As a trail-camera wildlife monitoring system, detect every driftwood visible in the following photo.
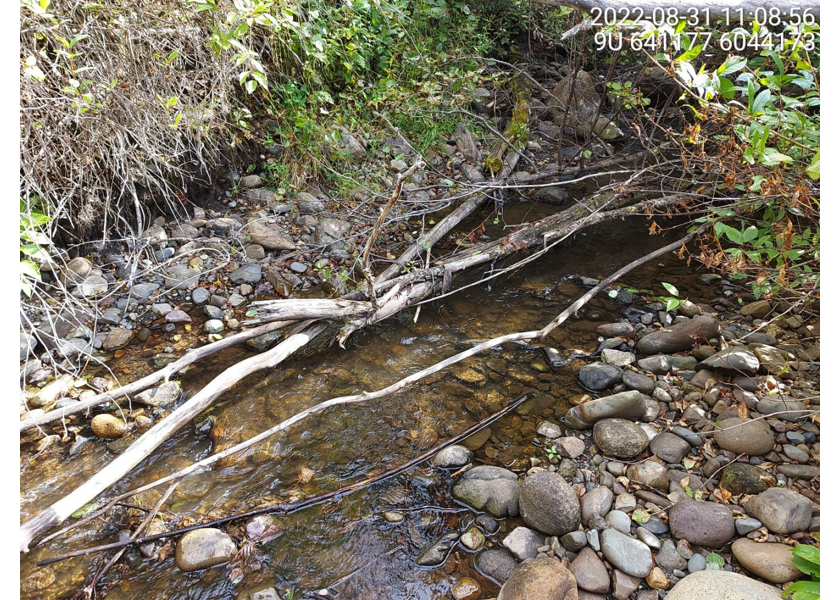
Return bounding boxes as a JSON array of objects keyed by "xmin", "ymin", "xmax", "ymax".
[
  {"xmin": 20, "ymin": 319, "xmax": 292, "ymax": 432},
  {"xmin": 20, "ymin": 323, "xmax": 327, "ymax": 552},
  {"xmin": 37, "ymin": 392, "xmax": 534, "ymax": 566}
]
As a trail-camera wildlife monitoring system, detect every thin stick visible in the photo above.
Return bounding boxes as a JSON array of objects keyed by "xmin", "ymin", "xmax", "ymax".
[{"xmin": 37, "ymin": 393, "xmax": 532, "ymax": 565}]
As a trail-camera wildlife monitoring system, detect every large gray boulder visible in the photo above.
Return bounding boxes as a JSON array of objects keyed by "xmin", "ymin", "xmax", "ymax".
[{"xmin": 714, "ymin": 417, "xmax": 775, "ymax": 455}]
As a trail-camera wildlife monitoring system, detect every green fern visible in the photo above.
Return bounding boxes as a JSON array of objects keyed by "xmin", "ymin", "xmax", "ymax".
[{"xmin": 783, "ymin": 544, "xmax": 819, "ymax": 600}]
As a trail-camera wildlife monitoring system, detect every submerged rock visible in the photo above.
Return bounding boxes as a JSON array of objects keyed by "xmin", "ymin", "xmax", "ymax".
[
  {"xmin": 175, "ymin": 528, "xmax": 236, "ymax": 571},
  {"xmin": 451, "ymin": 466, "xmax": 520, "ymax": 518}
]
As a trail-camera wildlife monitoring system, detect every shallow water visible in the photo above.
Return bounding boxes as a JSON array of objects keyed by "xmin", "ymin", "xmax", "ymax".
[{"xmin": 20, "ymin": 202, "xmax": 720, "ymax": 599}]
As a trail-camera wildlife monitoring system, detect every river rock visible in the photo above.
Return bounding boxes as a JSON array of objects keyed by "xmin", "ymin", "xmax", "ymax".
[
  {"xmin": 503, "ymin": 526, "xmax": 544, "ymax": 561},
  {"xmin": 557, "ymin": 436, "xmax": 585, "ymax": 458},
  {"xmin": 75, "ymin": 274, "xmax": 108, "ymax": 297},
  {"xmin": 538, "ymin": 421, "xmax": 563, "ymax": 439},
  {"xmin": 777, "ymin": 464, "xmax": 820, "ymax": 480},
  {"xmin": 205, "ymin": 319, "xmax": 224, "ymax": 334},
  {"xmin": 593, "ymin": 419, "xmax": 648, "ymax": 459},
  {"xmin": 668, "ymin": 501, "xmax": 735, "ymax": 548},
  {"xmin": 564, "ymin": 390, "xmax": 648, "ymax": 430},
  {"xmin": 30, "ymin": 374, "xmax": 74, "ymax": 408},
  {"xmin": 230, "ymin": 263, "xmax": 262, "ymax": 284},
  {"xmin": 720, "ymin": 463, "xmax": 776, "ymax": 495},
  {"xmin": 649, "ymin": 432, "xmax": 690, "ymax": 464},
  {"xmin": 91, "ymin": 414, "xmax": 128, "ymax": 438},
  {"xmin": 65, "ymin": 256, "xmax": 93, "ymax": 283},
  {"xmin": 451, "ymin": 577, "xmax": 482, "ymax": 600},
  {"xmin": 175, "ymin": 528, "xmax": 237, "ymax": 571},
  {"xmin": 296, "ymin": 192, "xmax": 325, "ymax": 214},
  {"xmin": 637, "ymin": 355, "xmax": 671, "ymax": 375},
  {"xmin": 432, "ymin": 444, "xmax": 472, "ymax": 468},
  {"xmin": 740, "ymin": 300, "xmax": 773, "ymax": 318},
  {"xmin": 476, "ymin": 548, "xmax": 517, "ymax": 584},
  {"xmin": 602, "ymin": 349, "xmax": 635, "ymax": 367},
  {"xmin": 192, "ymin": 287, "xmax": 210, "ymax": 304},
  {"xmin": 622, "ymin": 370, "xmax": 655, "ymax": 395},
  {"xmin": 745, "ymin": 488, "xmax": 812, "ymax": 534},
  {"xmin": 667, "ymin": 570, "xmax": 782, "ymax": 599},
  {"xmin": 247, "ymin": 221, "xmax": 295, "ymax": 251},
  {"xmin": 597, "ymin": 322, "xmax": 635, "ymax": 337},
  {"xmin": 626, "ymin": 461, "xmax": 669, "ymax": 490},
  {"xmin": 570, "ymin": 547, "xmax": 610, "ymax": 593},
  {"xmin": 750, "ymin": 344, "xmax": 795, "ymax": 376},
  {"xmin": 714, "ymin": 417, "xmax": 775, "ymax": 455},
  {"xmin": 577, "ymin": 363, "xmax": 623, "ymax": 391},
  {"xmin": 636, "ymin": 316, "xmax": 720, "ymax": 355},
  {"xmin": 451, "ymin": 466, "xmax": 520, "ymax": 517},
  {"xmin": 102, "ymin": 327, "xmax": 133, "ymax": 351},
  {"xmin": 561, "ymin": 531, "xmax": 587, "ymax": 551},
  {"xmin": 130, "ymin": 282, "xmax": 160, "ymax": 299},
  {"xmin": 601, "ymin": 529, "xmax": 653, "ymax": 578},
  {"xmin": 732, "ymin": 539, "xmax": 802, "ymax": 584},
  {"xmin": 612, "ymin": 570, "xmax": 641, "ymax": 600},
  {"xmin": 460, "ymin": 527, "xmax": 485, "ymax": 551},
  {"xmin": 164, "ymin": 265, "xmax": 199, "ymax": 289},
  {"xmin": 655, "ymin": 539, "xmax": 688, "ymax": 573},
  {"xmin": 756, "ymin": 397, "xmax": 808, "ymax": 422},
  {"xmin": 519, "ymin": 471, "xmax": 580, "ymax": 536},
  {"xmin": 134, "ymin": 381, "xmax": 180, "ymax": 407},
  {"xmin": 416, "ymin": 531, "xmax": 460, "ymax": 566},
  {"xmin": 698, "ymin": 346, "xmax": 760, "ymax": 374},
  {"xmin": 497, "ymin": 556, "xmax": 578, "ymax": 600},
  {"xmin": 165, "ymin": 310, "xmax": 192, "ymax": 324},
  {"xmin": 580, "ymin": 486, "xmax": 613, "ymax": 526}
]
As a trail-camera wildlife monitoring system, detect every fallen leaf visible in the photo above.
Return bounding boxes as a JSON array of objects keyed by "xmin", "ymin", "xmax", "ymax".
[
  {"xmin": 299, "ymin": 466, "xmax": 315, "ymax": 484},
  {"xmin": 114, "ymin": 349, "xmax": 126, "ymax": 358},
  {"xmin": 737, "ymin": 403, "xmax": 748, "ymax": 420}
]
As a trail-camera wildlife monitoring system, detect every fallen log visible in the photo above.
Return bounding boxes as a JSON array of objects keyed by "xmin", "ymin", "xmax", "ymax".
[{"xmin": 20, "ymin": 322, "xmax": 327, "ymax": 553}]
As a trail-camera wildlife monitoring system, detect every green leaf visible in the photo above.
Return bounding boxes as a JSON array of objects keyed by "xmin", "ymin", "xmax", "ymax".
[
  {"xmin": 792, "ymin": 545, "xmax": 820, "ymax": 566},
  {"xmin": 661, "ymin": 282, "xmax": 678, "ymax": 296},
  {"xmin": 71, "ymin": 502, "xmax": 101, "ymax": 519},
  {"xmin": 806, "ymin": 150, "xmax": 820, "ymax": 180},
  {"xmin": 675, "ymin": 45, "xmax": 702, "ymax": 63},
  {"xmin": 782, "ymin": 581, "xmax": 820, "ymax": 599},
  {"xmin": 724, "ymin": 226, "xmax": 743, "ymax": 245},
  {"xmin": 666, "ymin": 298, "xmax": 680, "ymax": 312},
  {"xmin": 632, "ymin": 509, "xmax": 650, "ymax": 523},
  {"xmin": 706, "ymin": 552, "xmax": 725, "ymax": 568},
  {"xmin": 166, "ymin": 96, "xmax": 178, "ymax": 108},
  {"xmin": 742, "ymin": 226, "xmax": 758, "ymax": 244},
  {"xmin": 245, "ymin": 309, "xmax": 257, "ymax": 318}
]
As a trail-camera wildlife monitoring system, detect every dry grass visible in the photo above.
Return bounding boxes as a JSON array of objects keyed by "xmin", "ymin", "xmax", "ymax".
[{"xmin": 20, "ymin": 0, "xmax": 245, "ymax": 242}]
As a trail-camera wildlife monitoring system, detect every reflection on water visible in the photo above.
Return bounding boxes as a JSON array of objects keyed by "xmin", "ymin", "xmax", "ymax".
[{"xmin": 21, "ymin": 208, "xmax": 717, "ymax": 599}]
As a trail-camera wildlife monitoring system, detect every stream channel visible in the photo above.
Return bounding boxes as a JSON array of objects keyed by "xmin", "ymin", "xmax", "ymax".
[{"xmin": 21, "ymin": 203, "xmax": 721, "ymax": 599}]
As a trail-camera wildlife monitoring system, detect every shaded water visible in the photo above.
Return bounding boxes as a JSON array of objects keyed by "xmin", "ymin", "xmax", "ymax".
[{"xmin": 21, "ymin": 205, "xmax": 720, "ymax": 599}]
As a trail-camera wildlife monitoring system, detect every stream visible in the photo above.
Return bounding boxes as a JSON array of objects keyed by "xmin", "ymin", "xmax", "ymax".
[{"xmin": 20, "ymin": 206, "xmax": 722, "ymax": 599}]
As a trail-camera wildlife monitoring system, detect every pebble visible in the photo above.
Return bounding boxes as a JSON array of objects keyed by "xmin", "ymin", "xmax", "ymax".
[
  {"xmin": 290, "ymin": 261, "xmax": 308, "ymax": 273},
  {"xmin": 636, "ymin": 526, "xmax": 661, "ymax": 550},
  {"xmin": 671, "ymin": 426, "xmax": 702, "ymax": 447},
  {"xmin": 592, "ymin": 418, "xmax": 649, "ymax": 459},
  {"xmin": 714, "ymin": 417, "xmax": 775, "ymax": 455},
  {"xmin": 561, "ymin": 530, "xmax": 587, "ymax": 551},
  {"xmin": 475, "ymin": 547, "xmax": 517, "ymax": 584},
  {"xmin": 605, "ymin": 510, "xmax": 631, "ymax": 534},
  {"xmin": 451, "ymin": 577, "xmax": 481, "ymax": 600},
  {"xmin": 497, "ymin": 555, "xmax": 577, "ymax": 600},
  {"xmin": 91, "ymin": 414, "xmax": 128, "ymax": 438},
  {"xmin": 175, "ymin": 528, "xmax": 237, "ymax": 571},
  {"xmin": 782, "ymin": 444, "xmax": 809, "ymax": 462},
  {"xmin": 687, "ymin": 553, "xmax": 706, "ymax": 573},
  {"xmin": 416, "ymin": 531, "xmax": 459, "ymax": 566},
  {"xmin": 205, "ymin": 319, "xmax": 224, "ymax": 334},
  {"xmin": 656, "ymin": 539, "xmax": 688, "ymax": 573},
  {"xmin": 570, "ymin": 547, "xmax": 610, "ymax": 593},
  {"xmin": 587, "ymin": 529, "xmax": 600, "ymax": 551},
  {"xmin": 519, "ymin": 471, "xmax": 581, "ymax": 536},
  {"xmin": 537, "ymin": 421, "xmax": 562, "ymax": 439},
  {"xmin": 460, "ymin": 527, "xmax": 484, "ymax": 551},
  {"xmin": 601, "ymin": 529, "xmax": 653, "ymax": 578},
  {"xmin": 432, "ymin": 445, "xmax": 472, "ymax": 468},
  {"xmin": 735, "ymin": 517, "xmax": 763, "ymax": 535},
  {"xmin": 502, "ymin": 526, "xmax": 543, "ymax": 561}
]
